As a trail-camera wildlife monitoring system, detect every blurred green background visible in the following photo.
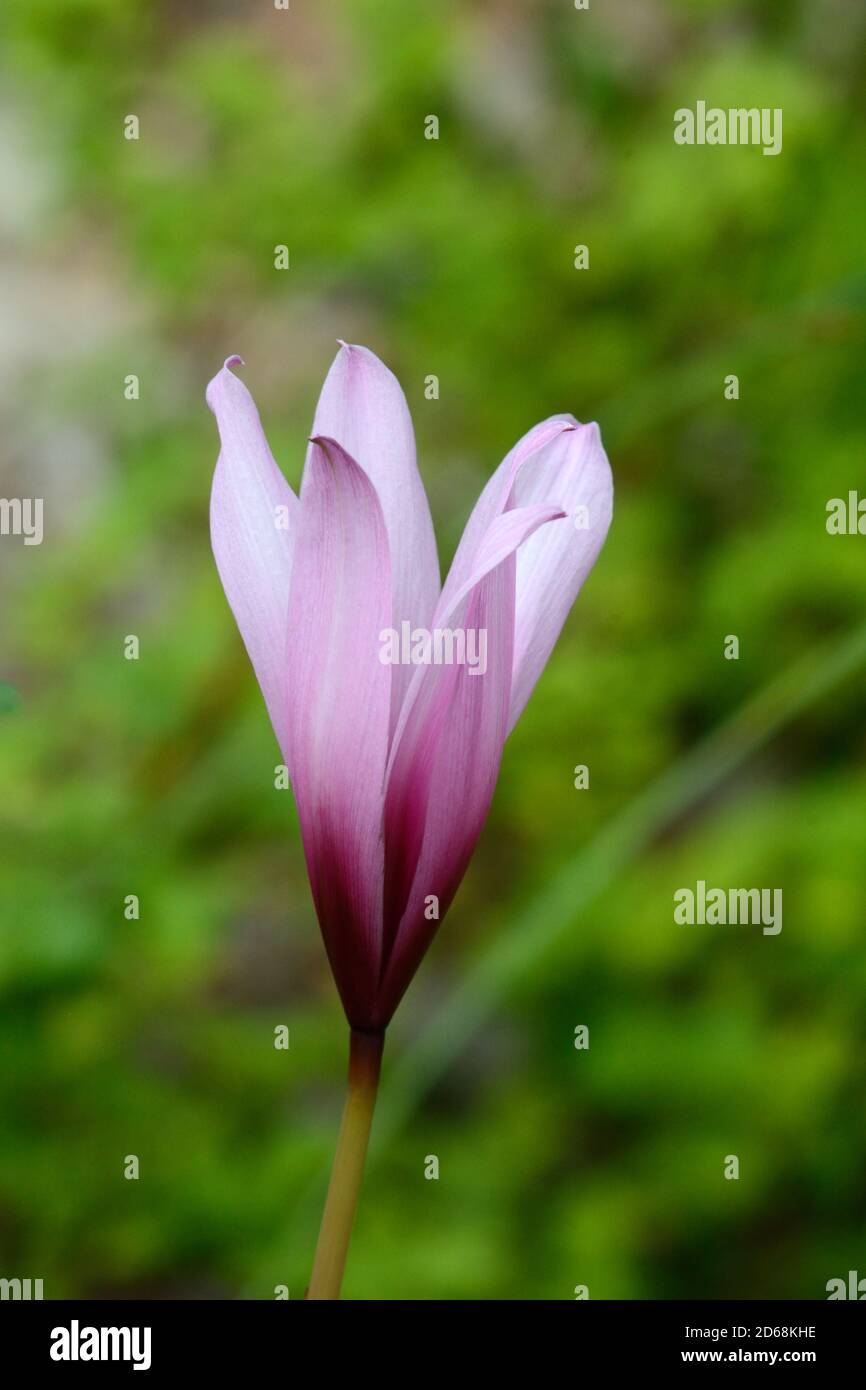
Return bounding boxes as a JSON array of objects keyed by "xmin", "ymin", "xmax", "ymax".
[{"xmin": 1, "ymin": 0, "xmax": 865, "ymax": 1300}]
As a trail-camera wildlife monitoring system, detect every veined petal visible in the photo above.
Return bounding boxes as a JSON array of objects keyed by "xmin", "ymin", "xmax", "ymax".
[
  {"xmin": 286, "ymin": 435, "xmax": 391, "ymax": 1028},
  {"xmin": 507, "ymin": 421, "xmax": 613, "ymax": 732},
  {"xmin": 307, "ymin": 342, "xmax": 440, "ymax": 733},
  {"xmin": 435, "ymin": 411, "xmax": 612, "ymax": 736},
  {"xmin": 207, "ymin": 357, "xmax": 298, "ymax": 759},
  {"xmin": 437, "ymin": 415, "xmax": 576, "ymax": 615},
  {"xmin": 375, "ymin": 503, "xmax": 565, "ymax": 1025}
]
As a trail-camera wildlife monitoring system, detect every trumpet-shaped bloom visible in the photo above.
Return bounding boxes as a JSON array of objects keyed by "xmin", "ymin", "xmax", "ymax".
[{"xmin": 207, "ymin": 344, "xmax": 612, "ymax": 1031}]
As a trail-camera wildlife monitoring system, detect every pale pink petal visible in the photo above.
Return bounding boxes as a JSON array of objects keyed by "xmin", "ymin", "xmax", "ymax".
[
  {"xmin": 375, "ymin": 503, "xmax": 566, "ymax": 1025},
  {"xmin": 436, "ymin": 412, "xmax": 613, "ymax": 735},
  {"xmin": 286, "ymin": 435, "xmax": 391, "ymax": 1028},
  {"xmin": 507, "ymin": 421, "xmax": 613, "ymax": 731},
  {"xmin": 437, "ymin": 415, "xmax": 576, "ymax": 614},
  {"xmin": 207, "ymin": 357, "xmax": 298, "ymax": 759},
  {"xmin": 307, "ymin": 342, "xmax": 440, "ymax": 732}
]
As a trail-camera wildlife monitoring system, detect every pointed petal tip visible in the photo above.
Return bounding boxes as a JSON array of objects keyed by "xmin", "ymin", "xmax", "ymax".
[
  {"xmin": 307, "ymin": 433, "xmax": 350, "ymax": 463},
  {"xmin": 336, "ymin": 339, "xmax": 369, "ymax": 362},
  {"xmin": 552, "ymin": 415, "xmax": 604, "ymax": 438},
  {"xmin": 206, "ymin": 354, "xmax": 246, "ymax": 412},
  {"xmin": 333, "ymin": 339, "xmax": 380, "ymax": 367},
  {"xmin": 555, "ymin": 416, "xmax": 606, "ymax": 449}
]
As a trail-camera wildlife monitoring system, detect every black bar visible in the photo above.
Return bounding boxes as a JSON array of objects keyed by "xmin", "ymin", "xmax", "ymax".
[{"xmin": 1, "ymin": 1298, "xmax": 862, "ymax": 1374}]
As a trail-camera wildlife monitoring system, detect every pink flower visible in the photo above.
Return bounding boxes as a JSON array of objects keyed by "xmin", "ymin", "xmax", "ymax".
[{"xmin": 207, "ymin": 343, "xmax": 612, "ymax": 1033}]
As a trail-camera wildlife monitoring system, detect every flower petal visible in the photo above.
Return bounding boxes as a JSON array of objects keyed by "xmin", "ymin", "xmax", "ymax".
[
  {"xmin": 308, "ymin": 342, "xmax": 440, "ymax": 732},
  {"xmin": 507, "ymin": 421, "xmax": 613, "ymax": 732},
  {"xmin": 437, "ymin": 415, "xmax": 576, "ymax": 615},
  {"xmin": 435, "ymin": 412, "xmax": 612, "ymax": 736},
  {"xmin": 207, "ymin": 357, "xmax": 299, "ymax": 759},
  {"xmin": 375, "ymin": 502, "xmax": 566, "ymax": 1025},
  {"xmin": 286, "ymin": 435, "xmax": 392, "ymax": 1028}
]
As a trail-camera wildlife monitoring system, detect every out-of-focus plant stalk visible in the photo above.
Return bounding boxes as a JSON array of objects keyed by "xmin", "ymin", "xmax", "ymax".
[{"xmin": 307, "ymin": 1029, "xmax": 384, "ymax": 1300}]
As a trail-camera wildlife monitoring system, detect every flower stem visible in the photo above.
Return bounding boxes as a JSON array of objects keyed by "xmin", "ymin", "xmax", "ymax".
[{"xmin": 307, "ymin": 1027, "xmax": 384, "ymax": 1300}]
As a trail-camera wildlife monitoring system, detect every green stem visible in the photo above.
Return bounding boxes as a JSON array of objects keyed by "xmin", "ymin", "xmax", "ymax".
[{"xmin": 307, "ymin": 1028, "xmax": 384, "ymax": 1300}]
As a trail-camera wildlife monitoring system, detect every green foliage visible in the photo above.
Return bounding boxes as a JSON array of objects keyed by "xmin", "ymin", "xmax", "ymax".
[{"xmin": 1, "ymin": 0, "xmax": 864, "ymax": 1299}]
